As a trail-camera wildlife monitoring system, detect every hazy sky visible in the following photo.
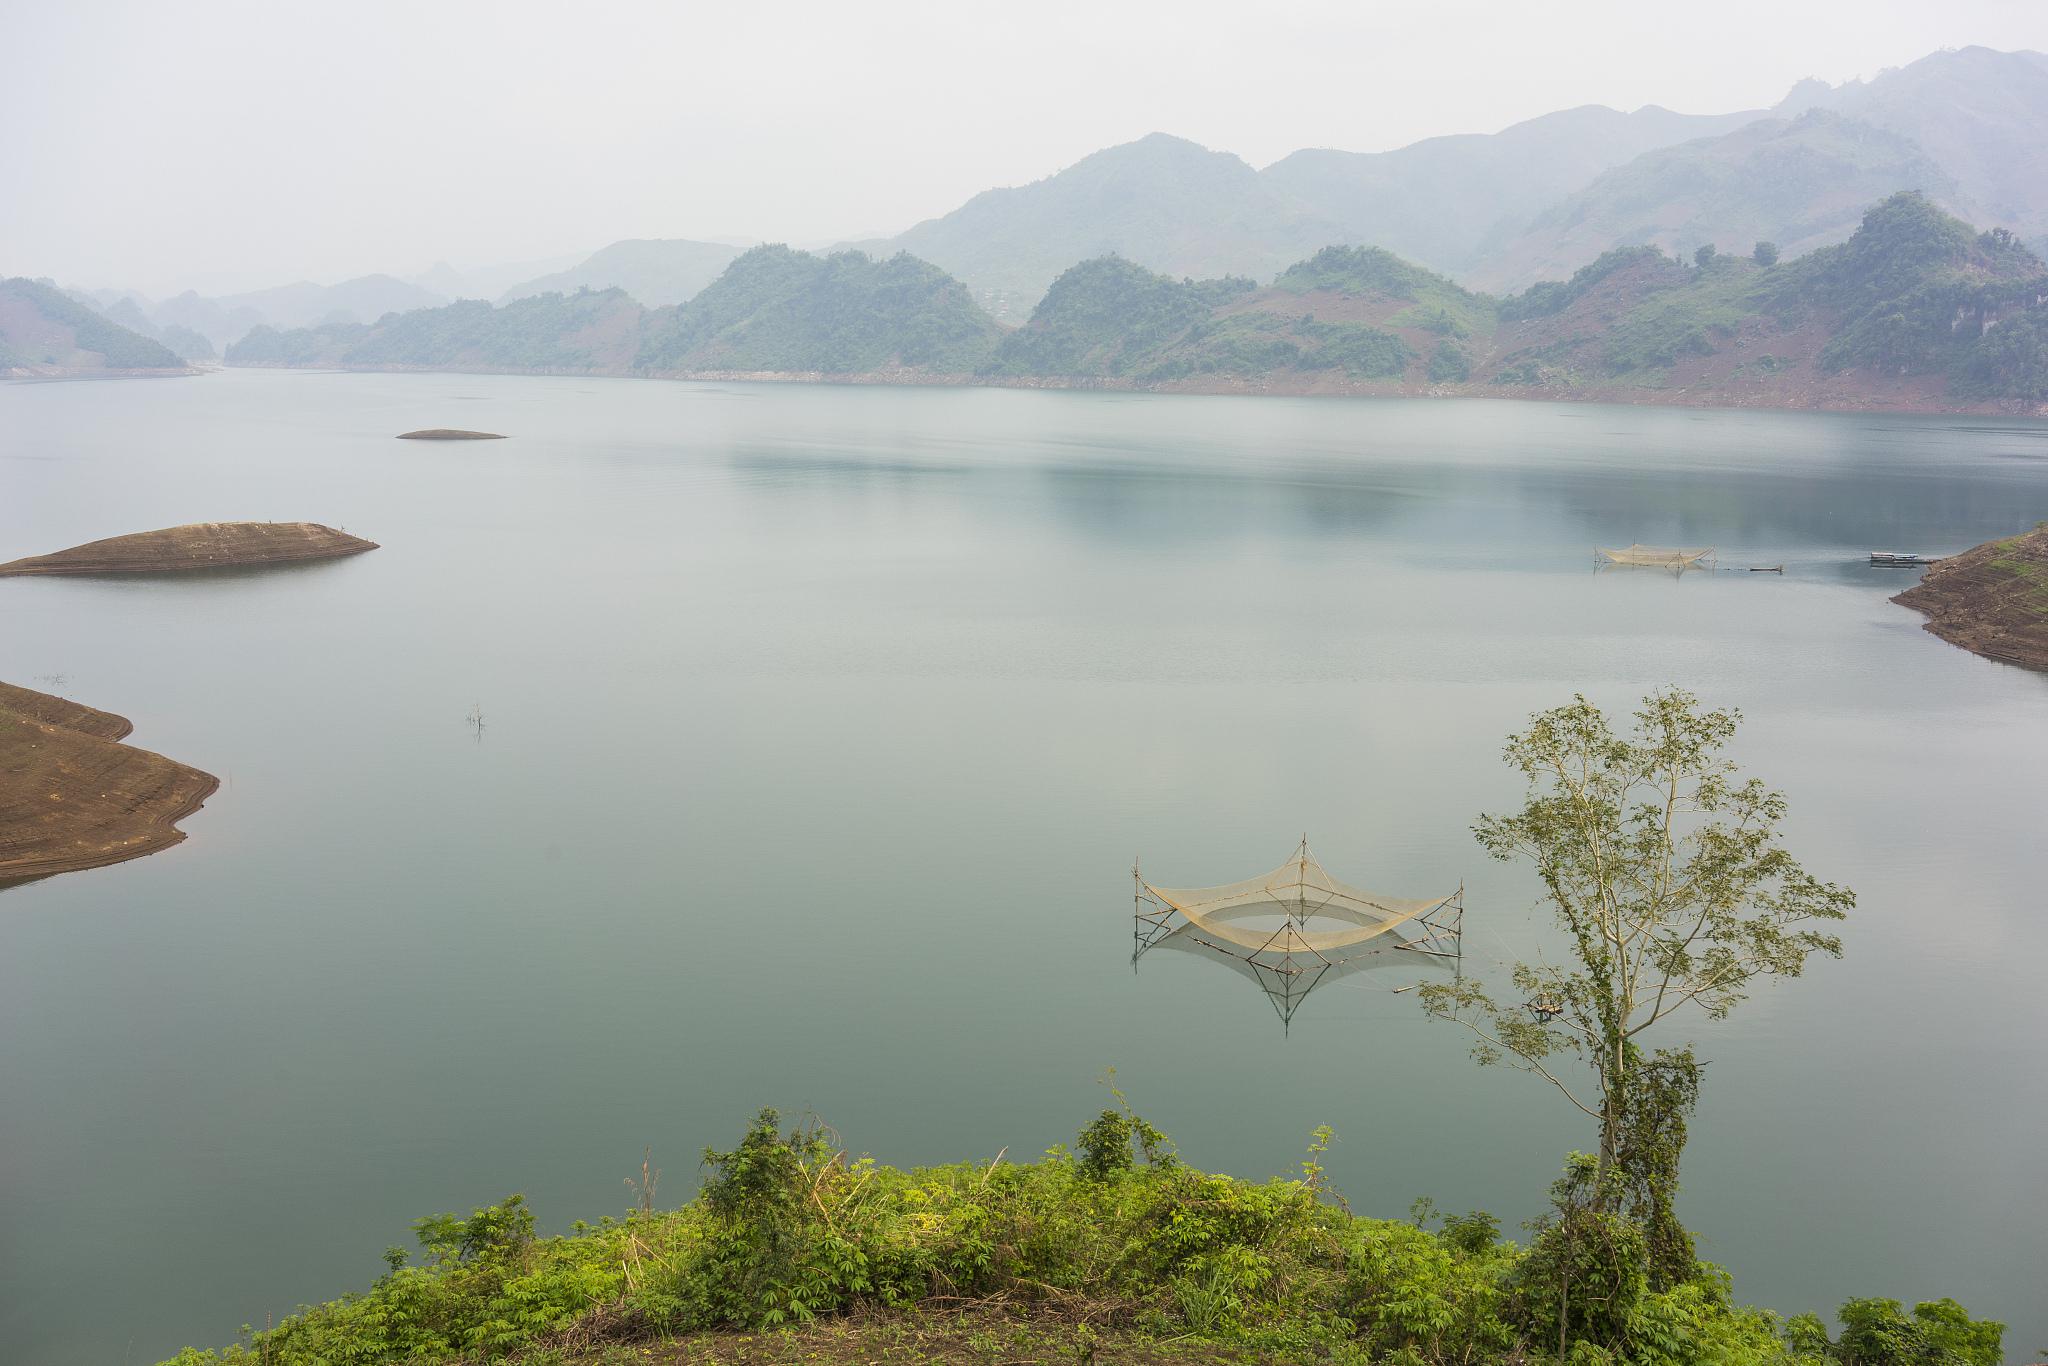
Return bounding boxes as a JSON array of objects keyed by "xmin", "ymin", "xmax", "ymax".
[{"xmin": 6, "ymin": 0, "xmax": 2047, "ymax": 296}]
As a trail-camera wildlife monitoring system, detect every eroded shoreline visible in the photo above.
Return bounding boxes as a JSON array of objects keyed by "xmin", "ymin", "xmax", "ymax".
[{"xmin": 0, "ymin": 681, "xmax": 219, "ymax": 888}]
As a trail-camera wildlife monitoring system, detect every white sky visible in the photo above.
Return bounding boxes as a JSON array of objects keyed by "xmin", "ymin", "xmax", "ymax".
[{"xmin": 5, "ymin": 0, "xmax": 2046, "ymax": 296}]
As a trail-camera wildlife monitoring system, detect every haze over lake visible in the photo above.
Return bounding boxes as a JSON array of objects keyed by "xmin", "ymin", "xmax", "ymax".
[{"xmin": 2, "ymin": 372, "xmax": 2045, "ymax": 1364}]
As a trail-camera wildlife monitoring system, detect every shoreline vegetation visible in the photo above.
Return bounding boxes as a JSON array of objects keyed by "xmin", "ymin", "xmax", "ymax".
[
  {"xmin": 0, "ymin": 681, "xmax": 218, "ymax": 888},
  {"xmin": 1893, "ymin": 523, "xmax": 2048, "ymax": 672},
  {"xmin": 206, "ymin": 194, "xmax": 2048, "ymax": 419},
  {"xmin": 157, "ymin": 1105, "xmax": 2005, "ymax": 1366}
]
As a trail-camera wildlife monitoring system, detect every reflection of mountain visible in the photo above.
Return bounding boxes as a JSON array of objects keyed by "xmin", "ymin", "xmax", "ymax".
[{"xmin": 715, "ymin": 395, "xmax": 2048, "ymax": 569}]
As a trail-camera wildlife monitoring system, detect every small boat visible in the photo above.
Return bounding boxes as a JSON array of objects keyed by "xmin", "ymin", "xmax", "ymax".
[
  {"xmin": 1870, "ymin": 551, "xmax": 1928, "ymax": 567},
  {"xmin": 1749, "ymin": 565, "xmax": 1783, "ymax": 573}
]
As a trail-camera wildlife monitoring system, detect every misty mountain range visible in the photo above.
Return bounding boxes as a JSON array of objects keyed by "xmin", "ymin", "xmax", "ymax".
[
  {"xmin": 207, "ymin": 190, "xmax": 2048, "ymax": 416},
  {"xmin": 36, "ymin": 45, "xmax": 2048, "ymax": 350}
]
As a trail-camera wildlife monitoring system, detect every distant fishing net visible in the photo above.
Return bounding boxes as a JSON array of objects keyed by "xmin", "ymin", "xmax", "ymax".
[
  {"xmin": 1597, "ymin": 544, "xmax": 1715, "ymax": 569},
  {"xmin": 1133, "ymin": 838, "xmax": 1462, "ymax": 1028}
]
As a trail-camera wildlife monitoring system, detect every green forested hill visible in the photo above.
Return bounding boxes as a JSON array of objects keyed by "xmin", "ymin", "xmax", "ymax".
[
  {"xmin": 635, "ymin": 246, "xmax": 1003, "ymax": 373},
  {"xmin": 219, "ymin": 196, "xmax": 2048, "ymax": 410},
  {"xmin": 229, "ymin": 249, "xmax": 1004, "ymax": 377},
  {"xmin": 0, "ymin": 277, "xmax": 186, "ymax": 371},
  {"xmin": 981, "ymin": 256, "xmax": 1256, "ymax": 376},
  {"xmin": 1482, "ymin": 193, "xmax": 2048, "ymax": 401}
]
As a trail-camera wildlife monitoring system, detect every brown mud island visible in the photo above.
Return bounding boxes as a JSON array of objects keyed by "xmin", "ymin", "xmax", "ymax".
[
  {"xmin": 1894, "ymin": 524, "xmax": 2048, "ymax": 673},
  {"xmin": 397, "ymin": 428, "xmax": 505, "ymax": 440},
  {"xmin": 0, "ymin": 521, "xmax": 377, "ymax": 576},
  {"xmin": 0, "ymin": 682, "xmax": 219, "ymax": 888}
]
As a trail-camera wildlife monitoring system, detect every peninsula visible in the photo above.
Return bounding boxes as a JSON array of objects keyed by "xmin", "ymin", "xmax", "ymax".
[{"xmin": 1894, "ymin": 524, "xmax": 2048, "ymax": 672}]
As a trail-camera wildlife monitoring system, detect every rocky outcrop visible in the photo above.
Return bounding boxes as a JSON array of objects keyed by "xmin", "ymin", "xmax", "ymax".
[{"xmin": 0, "ymin": 522, "xmax": 377, "ymax": 576}]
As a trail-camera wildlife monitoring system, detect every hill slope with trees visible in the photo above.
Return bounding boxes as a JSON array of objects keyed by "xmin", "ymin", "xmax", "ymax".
[
  {"xmin": 0, "ymin": 277, "xmax": 189, "ymax": 373},
  {"xmin": 229, "ymin": 248, "xmax": 1007, "ymax": 378},
  {"xmin": 220, "ymin": 197, "xmax": 2048, "ymax": 414},
  {"xmin": 1474, "ymin": 47, "xmax": 2048, "ymax": 291},
  {"xmin": 634, "ymin": 246, "xmax": 1004, "ymax": 373}
]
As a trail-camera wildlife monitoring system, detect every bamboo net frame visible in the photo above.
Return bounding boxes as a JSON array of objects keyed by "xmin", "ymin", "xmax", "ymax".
[{"xmin": 1133, "ymin": 838, "xmax": 1462, "ymax": 1028}]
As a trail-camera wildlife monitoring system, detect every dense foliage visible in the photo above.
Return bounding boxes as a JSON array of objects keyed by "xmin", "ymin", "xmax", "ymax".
[
  {"xmin": 0, "ymin": 277, "xmax": 186, "ymax": 369},
  {"xmin": 983, "ymin": 256, "xmax": 1254, "ymax": 376},
  {"xmin": 1277, "ymin": 246, "xmax": 1496, "ymax": 337},
  {"xmin": 1498, "ymin": 247, "xmax": 1685, "ymax": 321},
  {"xmin": 1774, "ymin": 193, "xmax": 2048, "ymax": 391},
  {"xmin": 636, "ymin": 246, "xmax": 1003, "ymax": 373},
  {"xmin": 988, "ymin": 256, "xmax": 1425, "ymax": 382},
  {"xmin": 210, "ymin": 194, "xmax": 2048, "ymax": 404},
  {"xmin": 157, "ymin": 1107, "xmax": 2001, "ymax": 1366}
]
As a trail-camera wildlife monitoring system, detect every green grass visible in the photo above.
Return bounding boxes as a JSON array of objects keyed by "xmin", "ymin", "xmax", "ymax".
[{"xmin": 156, "ymin": 1108, "xmax": 2002, "ymax": 1366}]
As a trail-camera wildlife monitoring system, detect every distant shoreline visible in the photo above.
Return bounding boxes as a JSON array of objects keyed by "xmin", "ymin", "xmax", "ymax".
[
  {"xmin": 1, "ymin": 365, "xmax": 205, "ymax": 382},
  {"xmin": 210, "ymin": 359, "xmax": 2048, "ymax": 419}
]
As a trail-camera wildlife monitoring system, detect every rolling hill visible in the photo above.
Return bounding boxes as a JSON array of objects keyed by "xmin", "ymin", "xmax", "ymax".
[
  {"xmin": 635, "ymin": 246, "xmax": 1003, "ymax": 373},
  {"xmin": 1263, "ymin": 101, "xmax": 1766, "ymax": 279},
  {"xmin": 0, "ymin": 277, "xmax": 188, "ymax": 373},
  {"xmin": 228, "ymin": 287, "xmax": 648, "ymax": 371},
  {"xmin": 230, "ymin": 247, "xmax": 1007, "ymax": 377},
  {"xmin": 1469, "ymin": 110, "xmax": 1958, "ymax": 291},
  {"xmin": 851, "ymin": 133, "xmax": 1342, "ymax": 320},
  {"xmin": 222, "ymin": 196, "xmax": 2048, "ymax": 414},
  {"xmin": 1473, "ymin": 46, "xmax": 2048, "ymax": 291},
  {"xmin": 497, "ymin": 238, "xmax": 745, "ymax": 308}
]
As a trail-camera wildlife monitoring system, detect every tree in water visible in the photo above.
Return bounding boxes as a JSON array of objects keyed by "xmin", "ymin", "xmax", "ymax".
[{"xmin": 1419, "ymin": 690, "xmax": 1850, "ymax": 1286}]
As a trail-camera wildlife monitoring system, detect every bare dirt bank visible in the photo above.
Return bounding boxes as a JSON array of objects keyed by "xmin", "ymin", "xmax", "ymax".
[
  {"xmin": 0, "ymin": 521, "xmax": 377, "ymax": 576},
  {"xmin": 1893, "ymin": 525, "xmax": 2048, "ymax": 673},
  {"xmin": 0, "ymin": 681, "xmax": 219, "ymax": 888}
]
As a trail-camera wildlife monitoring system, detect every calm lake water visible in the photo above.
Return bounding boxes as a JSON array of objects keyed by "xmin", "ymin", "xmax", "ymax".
[{"xmin": 3, "ymin": 370, "xmax": 2046, "ymax": 1364}]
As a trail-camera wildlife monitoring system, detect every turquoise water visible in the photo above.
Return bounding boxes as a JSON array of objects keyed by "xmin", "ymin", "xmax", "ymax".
[{"xmin": 2, "ymin": 370, "xmax": 2045, "ymax": 1363}]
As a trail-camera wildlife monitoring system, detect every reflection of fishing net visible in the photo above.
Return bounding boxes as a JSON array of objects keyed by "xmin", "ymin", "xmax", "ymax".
[
  {"xmin": 1133, "ymin": 839, "xmax": 1462, "ymax": 1028},
  {"xmin": 1597, "ymin": 544, "xmax": 1714, "ymax": 569}
]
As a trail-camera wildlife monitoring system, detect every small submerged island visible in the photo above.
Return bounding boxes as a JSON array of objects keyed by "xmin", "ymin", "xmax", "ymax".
[
  {"xmin": 397, "ymin": 428, "xmax": 505, "ymax": 440},
  {"xmin": 1894, "ymin": 523, "xmax": 2048, "ymax": 673},
  {"xmin": 0, "ymin": 681, "xmax": 219, "ymax": 887},
  {"xmin": 0, "ymin": 521, "xmax": 377, "ymax": 576}
]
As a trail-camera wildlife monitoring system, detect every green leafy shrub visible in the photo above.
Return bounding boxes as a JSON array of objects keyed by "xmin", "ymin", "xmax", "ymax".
[
  {"xmin": 156, "ymin": 1110, "xmax": 2003, "ymax": 1366},
  {"xmin": 1429, "ymin": 341, "xmax": 1472, "ymax": 383}
]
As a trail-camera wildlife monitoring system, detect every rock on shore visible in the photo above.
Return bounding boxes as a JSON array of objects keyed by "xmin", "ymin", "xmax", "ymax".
[{"xmin": 0, "ymin": 522, "xmax": 377, "ymax": 576}]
